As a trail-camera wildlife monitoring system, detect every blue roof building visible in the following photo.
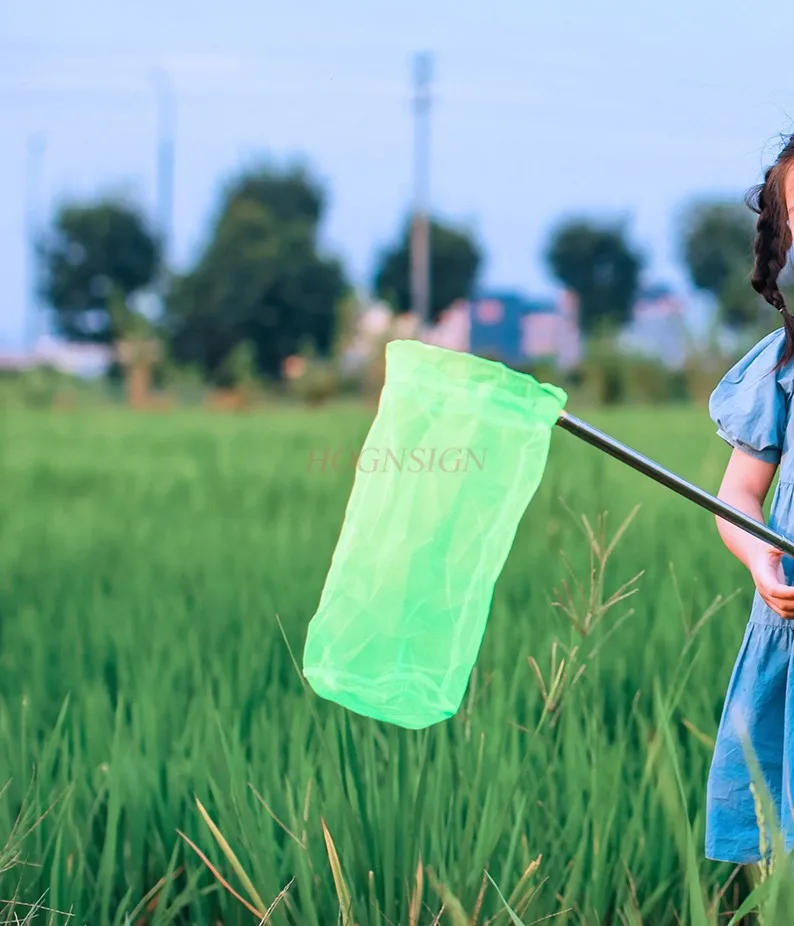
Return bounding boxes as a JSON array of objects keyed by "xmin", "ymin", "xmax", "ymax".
[{"xmin": 467, "ymin": 290, "xmax": 563, "ymax": 365}]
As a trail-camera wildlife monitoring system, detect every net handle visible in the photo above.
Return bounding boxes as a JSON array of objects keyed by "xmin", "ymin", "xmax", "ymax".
[{"xmin": 556, "ymin": 411, "xmax": 794, "ymax": 558}]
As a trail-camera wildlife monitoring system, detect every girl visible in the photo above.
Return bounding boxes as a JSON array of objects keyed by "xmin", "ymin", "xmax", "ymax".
[{"xmin": 707, "ymin": 133, "xmax": 794, "ymax": 863}]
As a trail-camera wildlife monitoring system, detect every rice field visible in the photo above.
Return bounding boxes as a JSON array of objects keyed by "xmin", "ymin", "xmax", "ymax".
[{"xmin": 0, "ymin": 404, "xmax": 792, "ymax": 924}]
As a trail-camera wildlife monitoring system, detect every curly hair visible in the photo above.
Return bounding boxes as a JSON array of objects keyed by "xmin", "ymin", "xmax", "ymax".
[{"xmin": 745, "ymin": 134, "xmax": 794, "ymax": 364}]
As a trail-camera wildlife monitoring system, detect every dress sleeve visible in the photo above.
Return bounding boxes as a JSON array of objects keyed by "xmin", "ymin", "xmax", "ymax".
[{"xmin": 709, "ymin": 330, "xmax": 791, "ymax": 464}]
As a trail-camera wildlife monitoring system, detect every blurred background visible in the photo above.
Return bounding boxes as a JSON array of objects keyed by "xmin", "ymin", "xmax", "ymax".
[
  {"xmin": 2, "ymin": 0, "xmax": 793, "ymax": 407},
  {"xmin": 4, "ymin": 3, "xmax": 794, "ymax": 923}
]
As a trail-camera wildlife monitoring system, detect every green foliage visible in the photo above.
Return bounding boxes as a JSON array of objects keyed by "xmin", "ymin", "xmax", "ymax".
[
  {"xmin": 680, "ymin": 201, "xmax": 760, "ymax": 329},
  {"xmin": 373, "ymin": 217, "xmax": 482, "ymax": 322},
  {"xmin": 0, "ymin": 406, "xmax": 789, "ymax": 923},
  {"xmin": 573, "ymin": 340, "xmax": 688, "ymax": 406},
  {"xmin": 681, "ymin": 201, "xmax": 754, "ymax": 295},
  {"xmin": 332, "ymin": 291, "xmax": 366, "ymax": 360},
  {"xmin": 220, "ymin": 162, "xmax": 325, "ymax": 226},
  {"xmin": 289, "ymin": 358, "xmax": 339, "ymax": 405},
  {"xmin": 158, "ymin": 361, "xmax": 208, "ymax": 407},
  {"xmin": 0, "ymin": 365, "xmax": 60, "ymax": 409},
  {"xmin": 40, "ymin": 198, "xmax": 159, "ymax": 343},
  {"xmin": 720, "ymin": 265, "xmax": 766, "ymax": 332},
  {"xmin": 215, "ymin": 340, "xmax": 259, "ymax": 391},
  {"xmin": 0, "ymin": 367, "xmax": 112, "ymax": 410},
  {"xmin": 108, "ymin": 287, "xmax": 158, "ymax": 342},
  {"xmin": 166, "ymin": 166, "xmax": 348, "ymax": 381},
  {"xmin": 545, "ymin": 219, "xmax": 643, "ymax": 332},
  {"xmin": 522, "ymin": 349, "xmax": 698, "ymax": 407}
]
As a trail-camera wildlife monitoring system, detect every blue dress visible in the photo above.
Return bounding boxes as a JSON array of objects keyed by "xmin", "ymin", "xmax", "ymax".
[{"xmin": 706, "ymin": 328, "xmax": 794, "ymax": 863}]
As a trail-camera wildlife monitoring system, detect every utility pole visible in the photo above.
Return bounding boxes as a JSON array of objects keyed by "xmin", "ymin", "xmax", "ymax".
[
  {"xmin": 24, "ymin": 133, "xmax": 46, "ymax": 353},
  {"xmin": 410, "ymin": 52, "xmax": 433, "ymax": 331},
  {"xmin": 151, "ymin": 68, "xmax": 175, "ymax": 318}
]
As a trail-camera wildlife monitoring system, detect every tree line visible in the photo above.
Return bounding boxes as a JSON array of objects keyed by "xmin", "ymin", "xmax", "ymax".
[{"xmin": 37, "ymin": 159, "xmax": 773, "ymax": 384}]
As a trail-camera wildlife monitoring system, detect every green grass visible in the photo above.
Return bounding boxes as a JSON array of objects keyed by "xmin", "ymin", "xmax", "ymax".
[{"xmin": 0, "ymin": 404, "xmax": 790, "ymax": 924}]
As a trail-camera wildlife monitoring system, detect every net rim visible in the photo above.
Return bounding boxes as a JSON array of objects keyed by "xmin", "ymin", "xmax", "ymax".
[{"xmin": 384, "ymin": 339, "xmax": 568, "ymax": 421}]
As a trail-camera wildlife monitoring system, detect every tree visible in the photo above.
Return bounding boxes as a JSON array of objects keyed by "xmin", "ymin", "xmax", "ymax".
[
  {"xmin": 166, "ymin": 166, "xmax": 347, "ymax": 381},
  {"xmin": 220, "ymin": 164, "xmax": 324, "ymax": 226},
  {"xmin": 719, "ymin": 266, "xmax": 767, "ymax": 332},
  {"xmin": 373, "ymin": 218, "xmax": 482, "ymax": 323},
  {"xmin": 680, "ymin": 201, "xmax": 760, "ymax": 329},
  {"xmin": 545, "ymin": 220, "xmax": 643, "ymax": 333},
  {"xmin": 40, "ymin": 199, "xmax": 159, "ymax": 343}
]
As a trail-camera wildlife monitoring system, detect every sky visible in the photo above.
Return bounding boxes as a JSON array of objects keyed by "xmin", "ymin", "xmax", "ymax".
[{"xmin": 1, "ymin": 0, "xmax": 793, "ymax": 349}]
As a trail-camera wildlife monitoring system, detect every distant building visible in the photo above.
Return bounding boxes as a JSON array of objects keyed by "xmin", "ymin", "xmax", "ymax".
[
  {"xmin": 430, "ymin": 289, "xmax": 582, "ymax": 371},
  {"xmin": 0, "ymin": 336, "xmax": 111, "ymax": 378},
  {"xmin": 338, "ymin": 300, "xmax": 395, "ymax": 375},
  {"xmin": 421, "ymin": 299, "xmax": 470, "ymax": 352},
  {"xmin": 631, "ymin": 283, "xmax": 685, "ymax": 322},
  {"xmin": 619, "ymin": 284, "xmax": 691, "ymax": 368},
  {"xmin": 344, "ymin": 289, "xmax": 583, "ymax": 373}
]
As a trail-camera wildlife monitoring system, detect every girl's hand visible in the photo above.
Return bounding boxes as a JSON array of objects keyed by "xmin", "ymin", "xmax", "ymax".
[{"xmin": 749, "ymin": 547, "xmax": 794, "ymax": 618}]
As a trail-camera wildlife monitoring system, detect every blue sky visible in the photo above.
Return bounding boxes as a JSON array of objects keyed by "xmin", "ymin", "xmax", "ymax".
[{"xmin": 1, "ymin": 0, "xmax": 793, "ymax": 348}]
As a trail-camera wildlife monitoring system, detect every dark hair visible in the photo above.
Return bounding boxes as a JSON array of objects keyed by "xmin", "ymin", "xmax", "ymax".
[{"xmin": 746, "ymin": 134, "xmax": 794, "ymax": 365}]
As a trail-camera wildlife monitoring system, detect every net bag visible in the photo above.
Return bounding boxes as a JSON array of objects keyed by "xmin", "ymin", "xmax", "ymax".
[{"xmin": 302, "ymin": 339, "xmax": 568, "ymax": 729}]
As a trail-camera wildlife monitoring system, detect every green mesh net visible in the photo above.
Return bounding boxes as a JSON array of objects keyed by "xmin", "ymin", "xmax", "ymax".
[{"xmin": 302, "ymin": 339, "xmax": 568, "ymax": 729}]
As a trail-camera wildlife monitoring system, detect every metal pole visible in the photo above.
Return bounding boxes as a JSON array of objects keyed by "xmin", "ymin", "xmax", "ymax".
[
  {"xmin": 410, "ymin": 52, "xmax": 432, "ymax": 330},
  {"xmin": 24, "ymin": 134, "xmax": 46, "ymax": 352},
  {"xmin": 556, "ymin": 411, "xmax": 794, "ymax": 558},
  {"xmin": 151, "ymin": 68, "xmax": 175, "ymax": 316}
]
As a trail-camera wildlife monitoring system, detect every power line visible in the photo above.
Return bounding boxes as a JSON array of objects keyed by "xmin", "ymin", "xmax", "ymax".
[{"xmin": 0, "ymin": 79, "xmax": 409, "ymax": 104}]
